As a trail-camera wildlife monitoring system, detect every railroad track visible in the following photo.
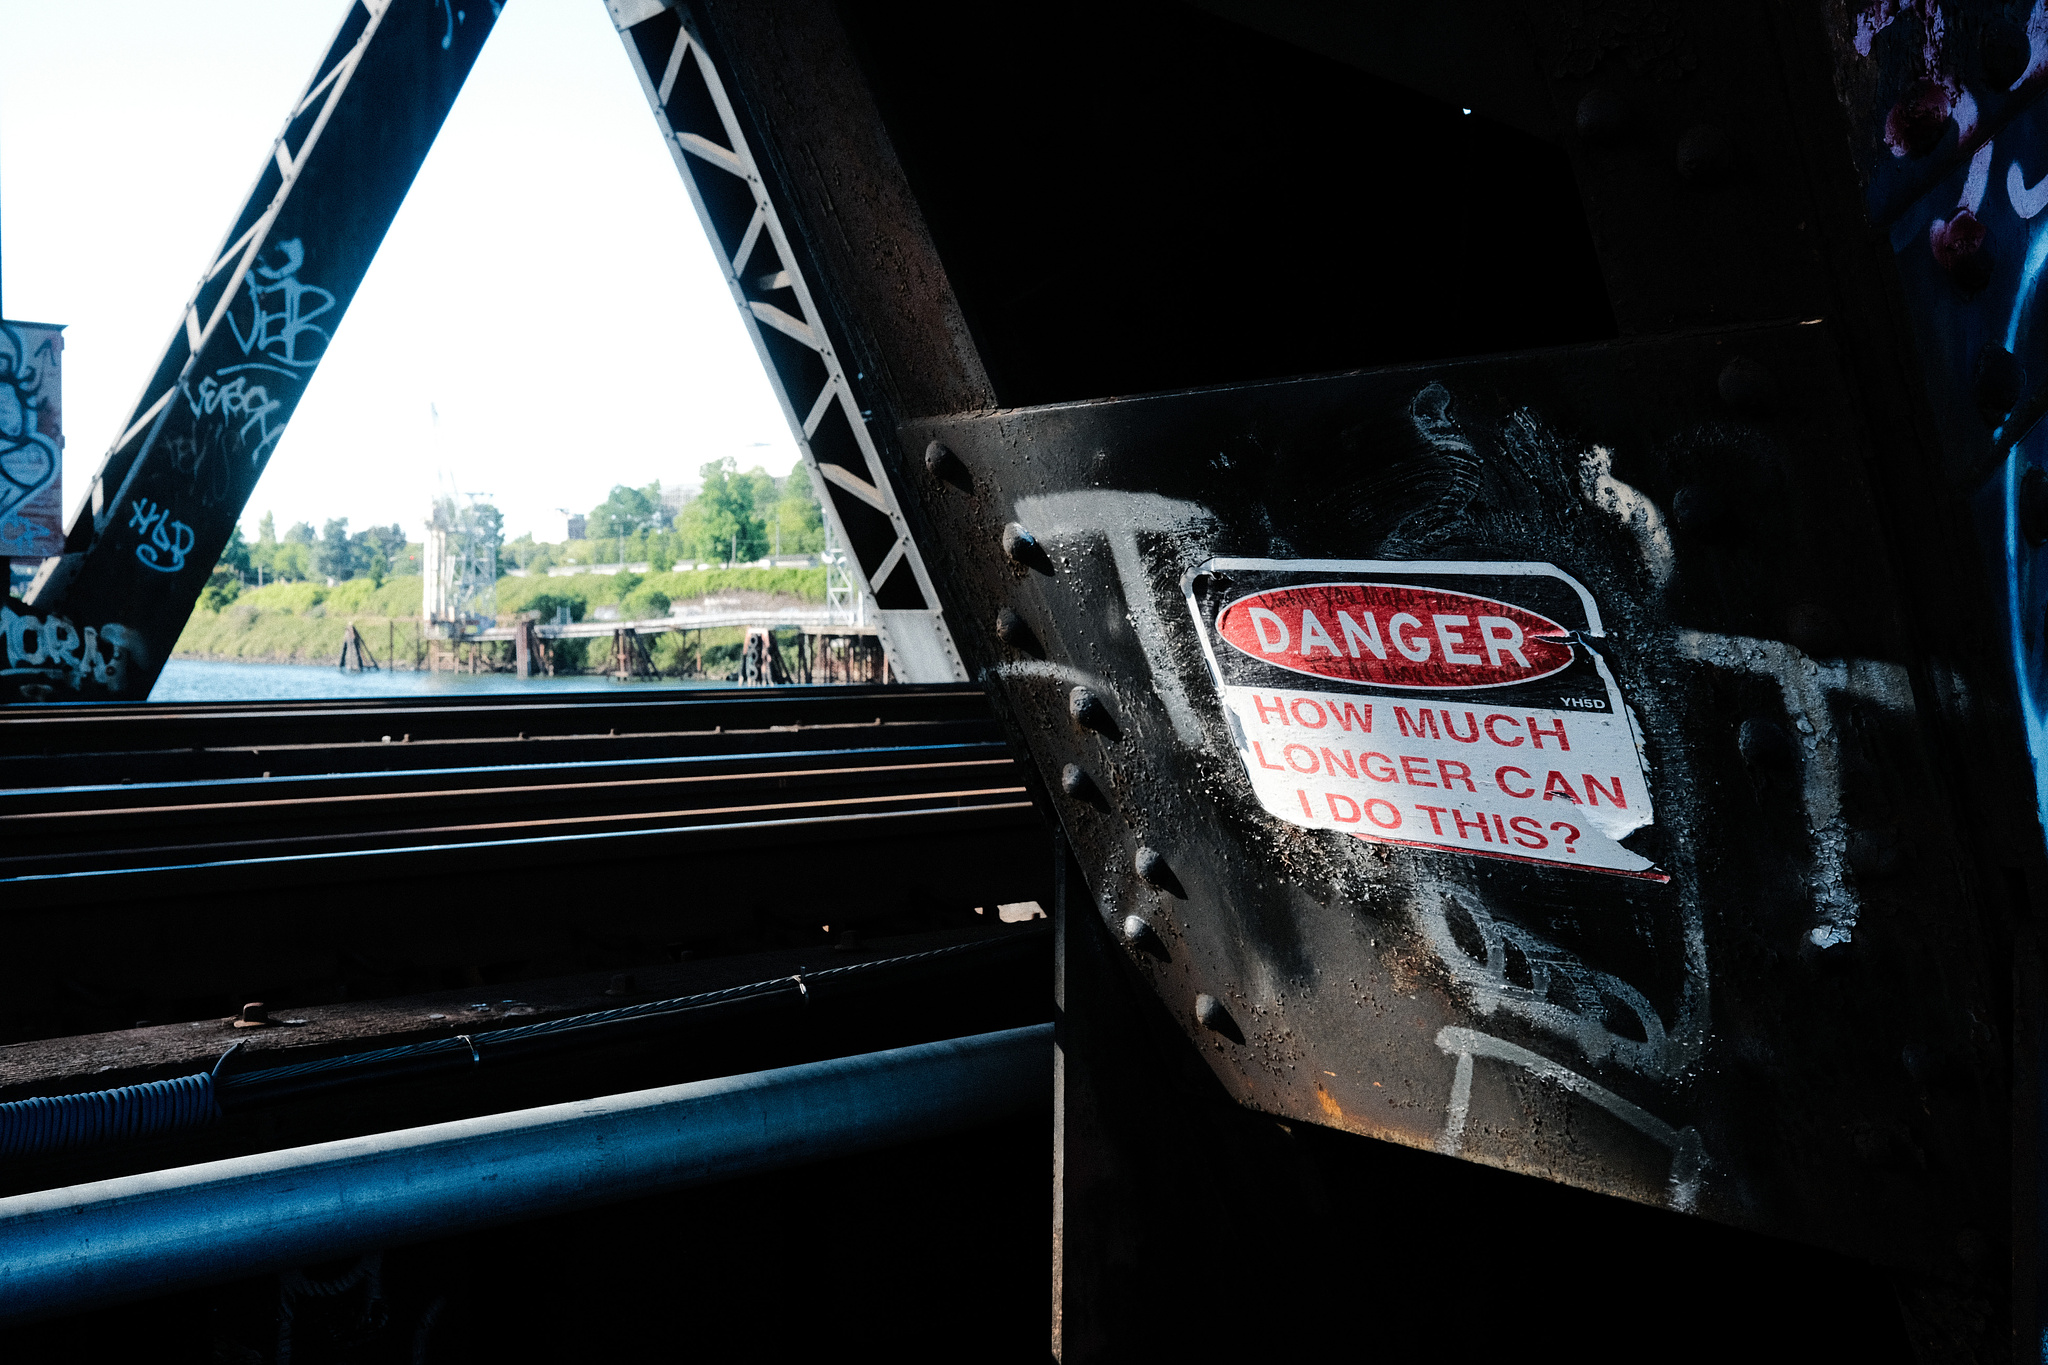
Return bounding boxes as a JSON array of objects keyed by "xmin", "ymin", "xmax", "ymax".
[{"xmin": 0, "ymin": 685, "xmax": 1050, "ymax": 1044}]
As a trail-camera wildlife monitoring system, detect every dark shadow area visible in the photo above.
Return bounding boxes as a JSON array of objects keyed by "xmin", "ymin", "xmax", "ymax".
[
  {"xmin": 841, "ymin": 0, "xmax": 1615, "ymax": 408},
  {"xmin": 1059, "ymin": 896, "xmax": 1917, "ymax": 1361}
]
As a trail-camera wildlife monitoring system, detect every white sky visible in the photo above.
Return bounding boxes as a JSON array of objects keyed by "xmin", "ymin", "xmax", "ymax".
[{"xmin": 0, "ymin": 0, "xmax": 800, "ymax": 546}]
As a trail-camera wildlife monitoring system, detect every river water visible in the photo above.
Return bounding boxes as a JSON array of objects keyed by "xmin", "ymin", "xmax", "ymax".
[{"xmin": 148, "ymin": 660, "xmax": 737, "ymax": 703}]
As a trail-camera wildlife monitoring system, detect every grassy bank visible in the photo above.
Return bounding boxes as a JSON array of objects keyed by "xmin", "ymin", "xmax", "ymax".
[{"xmin": 173, "ymin": 568, "xmax": 825, "ymax": 671}]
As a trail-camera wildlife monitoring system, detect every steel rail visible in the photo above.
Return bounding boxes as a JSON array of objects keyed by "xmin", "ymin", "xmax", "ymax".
[
  {"xmin": 0, "ymin": 757, "xmax": 1018, "ymax": 828},
  {"xmin": 0, "ymin": 784, "xmax": 1030, "ymax": 877},
  {"xmin": 0, "ymin": 741, "xmax": 1014, "ymax": 813},
  {"xmin": 0, "ymin": 1023, "xmax": 1052, "ymax": 1325},
  {"xmin": 3, "ymin": 800, "xmax": 1042, "ymax": 908}
]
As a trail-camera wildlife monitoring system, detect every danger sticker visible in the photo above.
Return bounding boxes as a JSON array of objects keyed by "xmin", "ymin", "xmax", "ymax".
[{"xmin": 1183, "ymin": 558, "xmax": 1663, "ymax": 881}]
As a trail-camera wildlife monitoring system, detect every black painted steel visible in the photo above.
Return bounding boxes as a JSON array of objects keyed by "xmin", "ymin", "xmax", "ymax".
[{"xmin": 654, "ymin": 4, "xmax": 2046, "ymax": 1344}]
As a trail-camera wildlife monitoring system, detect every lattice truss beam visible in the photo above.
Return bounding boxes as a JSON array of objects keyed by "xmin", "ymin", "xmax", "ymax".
[
  {"xmin": 605, "ymin": 0, "xmax": 966, "ymax": 683},
  {"xmin": 14, "ymin": 0, "xmax": 499, "ymax": 704}
]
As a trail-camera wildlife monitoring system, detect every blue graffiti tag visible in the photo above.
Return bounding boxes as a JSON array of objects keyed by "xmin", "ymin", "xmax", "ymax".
[
  {"xmin": 129, "ymin": 498, "xmax": 195, "ymax": 573},
  {"xmin": 435, "ymin": 2, "xmax": 500, "ymax": 50}
]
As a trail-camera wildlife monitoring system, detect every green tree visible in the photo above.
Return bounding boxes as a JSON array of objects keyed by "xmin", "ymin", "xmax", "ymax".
[
  {"xmin": 248, "ymin": 512, "xmax": 278, "ymax": 581},
  {"xmin": 317, "ymin": 518, "xmax": 354, "ymax": 581},
  {"xmin": 589, "ymin": 484, "xmax": 659, "ymax": 563},
  {"xmin": 216, "ymin": 524, "xmax": 251, "ymax": 578},
  {"xmin": 283, "ymin": 521, "xmax": 316, "ymax": 546},
  {"xmin": 272, "ymin": 541, "xmax": 313, "ymax": 581},
  {"xmin": 675, "ymin": 458, "xmax": 766, "ymax": 564},
  {"xmin": 770, "ymin": 474, "xmax": 824, "ymax": 556}
]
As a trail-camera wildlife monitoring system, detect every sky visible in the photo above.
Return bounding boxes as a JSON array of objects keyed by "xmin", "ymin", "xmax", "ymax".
[{"xmin": 0, "ymin": 0, "xmax": 800, "ymax": 546}]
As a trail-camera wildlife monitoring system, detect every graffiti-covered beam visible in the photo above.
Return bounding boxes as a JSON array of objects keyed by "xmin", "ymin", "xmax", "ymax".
[{"xmin": 6, "ymin": 0, "xmax": 503, "ymax": 704}]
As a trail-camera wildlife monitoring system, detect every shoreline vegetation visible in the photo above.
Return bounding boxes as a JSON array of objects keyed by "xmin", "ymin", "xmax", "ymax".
[{"xmin": 173, "ymin": 567, "xmax": 827, "ymax": 676}]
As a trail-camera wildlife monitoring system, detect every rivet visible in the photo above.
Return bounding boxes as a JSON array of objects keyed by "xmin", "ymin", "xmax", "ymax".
[
  {"xmin": 1931, "ymin": 210, "xmax": 1992, "ymax": 294},
  {"xmin": 1002, "ymin": 522, "xmax": 1052, "ymax": 572},
  {"xmin": 2021, "ymin": 468, "xmax": 2048, "ymax": 546},
  {"xmin": 924, "ymin": 440, "xmax": 968, "ymax": 490},
  {"xmin": 1575, "ymin": 89, "xmax": 1632, "ymax": 148},
  {"xmin": 1069, "ymin": 687, "xmax": 1115, "ymax": 735},
  {"xmin": 995, "ymin": 606, "xmax": 1042, "ymax": 656},
  {"xmin": 1670, "ymin": 485, "xmax": 1735, "ymax": 538},
  {"xmin": 1847, "ymin": 828, "xmax": 1907, "ymax": 880},
  {"xmin": 1973, "ymin": 343, "xmax": 2023, "ymax": 426},
  {"xmin": 1135, "ymin": 846, "xmax": 1167, "ymax": 883},
  {"xmin": 1717, "ymin": 356, "xmax": 1778, "ymax": 414},
  {"xmin": 1059, "ymin": 762, "xmax": 1097, "ymax": 799},
  {"xmin": 1195, "ymin": 993, "xmax": 1235, "ymax": 1036},
  {"xmin": 1737, "ymin": 717, "xmax": 1797, "ymax": 771},
  {"xmin": 1675, "ymin": 123, "xmax": 1734, "ymax": 186},
  {"xmin": 1886, "ymin": 79, "xmax": 1951, "ymax": 159},
  {"xmin": 1121, "ymin": 913, "xmax": 1151, "ymax": 945},
  {"xmin": 233, "ymin": 1002, "xmax": 271, "ymax": 1028}
]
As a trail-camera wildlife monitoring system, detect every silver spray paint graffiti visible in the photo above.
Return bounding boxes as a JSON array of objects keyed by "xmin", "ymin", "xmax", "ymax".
[
  {"xmin": 0, "ymin": 321, "xmax": 64, "ymax": 564},
  {"xmin": 1, "ymin": 605, "xmax": 141, "ymax": 700},
  {"xmin": 972, "ymin": 374, "xmax": 1933, "ymax": 1213}
]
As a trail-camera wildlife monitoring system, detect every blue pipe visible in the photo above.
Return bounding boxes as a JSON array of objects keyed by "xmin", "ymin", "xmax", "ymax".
[{"xmin": 0, "ymin": 1023, "xmax": 1051, "ymax": 1325}]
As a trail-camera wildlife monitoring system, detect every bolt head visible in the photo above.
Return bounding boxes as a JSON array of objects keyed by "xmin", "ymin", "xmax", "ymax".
[
  {"xmin": 1931, "ymin": 209, "xmax": 1992, "ymax": 294},
  {"xmin": 1068, "ymin": 686, "xmax": 1113, "ymax": 734},
  {"xmin": 1737, "ymin": 717, "xmax": 1797, "ymax": 771},
  {"xmin": 2019, "ymin": 468, "xmax": 2048, "ymax": 548},
  {"xmin": 995, "ymin": 606, "xmax": 1041, "ymax": 655},
  {"xmin": 1002, "ymin": 522, "xmax": 1037, "ymax": 562},
  {"xmin": 1135, "ymin": 845, "xmax": 1167, "ymax": 884},
  {"xmin": 1575, "ymin": 89, "xmax": 1632, "ymax": 147},
  {"xmin": 1670, "ymin": 485, "xmax": 1735, "ymax": 539},
  {"xmin": 1885, "ymin": 79, "xmax": 1952, "ymax": 159},
  {"xmin": 1122, "ymin": 914, "xmax": 1150, "ymax": 944},
  {"xmin": 233, "ymin": 1002, "xmax": 271, "ymax": 1028},
  {"xmin": 1675, "ymin": 123, "xmax": 1734, "ymax": 186},
  {"xmin": 1060, "ymin": 762, "xmax": 1094, "ymax": 798},
  {"xmin": 924, "ymin": 440, "xmax": 968, "ymax": 489},
  {"xmin": 1973, "ymin": 344, "xmax": 2023, "ymax": 426},
  {"xmin": 1195, "ymin": 993, "xmax": 1229, "ymax": 1033},
  {"xmin": 1717, "ymin": 356, "xmax": 1778, "ymax": 414}
]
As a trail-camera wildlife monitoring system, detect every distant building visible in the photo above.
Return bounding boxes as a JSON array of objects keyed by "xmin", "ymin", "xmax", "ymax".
[
  {"xmin": 659, "ymin": 484, "xmax": 694, "ymax": 525},
  {"xmin": 566, "ymin": 514, "xmax": 587, "ymax": 540}
]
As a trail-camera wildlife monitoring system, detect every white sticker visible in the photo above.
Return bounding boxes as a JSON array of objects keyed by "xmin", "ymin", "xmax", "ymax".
[{"xmin": 1184, "ymin": 558, "xmax": 1663, "ymax": 881}]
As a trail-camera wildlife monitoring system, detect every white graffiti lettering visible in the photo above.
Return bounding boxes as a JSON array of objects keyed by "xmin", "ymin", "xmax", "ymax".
[
  {"xmin": 186, "ymin": 371, "xmax": 287, "ymax": 458},
  {"xmin": 2, "ymin": 605, "xmax": 140, "ymax": 692},
  {"xmin": 226, "ymin": 239, "xmax": 333, "ymax": 370}
]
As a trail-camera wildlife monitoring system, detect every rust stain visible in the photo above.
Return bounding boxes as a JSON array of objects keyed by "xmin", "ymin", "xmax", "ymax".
[{"xmin": 1315, "ymin": 1081, "xmax": 1345, "ymax": 1123}]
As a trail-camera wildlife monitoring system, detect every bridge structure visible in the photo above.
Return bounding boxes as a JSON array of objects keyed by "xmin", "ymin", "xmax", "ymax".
[{"xmin": 10, "ymin": 1, "xmax": 2048, "ymax": 1360}]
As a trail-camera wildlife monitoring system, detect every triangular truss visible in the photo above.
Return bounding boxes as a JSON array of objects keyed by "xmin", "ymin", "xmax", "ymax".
[{"xmin": 9, "ymin": 0, "xmax": 957, "ymax": 702}]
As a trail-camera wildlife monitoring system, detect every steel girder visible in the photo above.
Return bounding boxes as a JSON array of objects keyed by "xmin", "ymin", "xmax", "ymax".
[
  {"xmin": 602, "ymin": 0, "xmax": 965, "ymax": 683},
  {"xmin": 6, "ymin": 0, "xmax": 500, "ymax": 703},
  {"xmin": 637, "ymin": 1, "xmax": 2048, "ymax": 1349}
]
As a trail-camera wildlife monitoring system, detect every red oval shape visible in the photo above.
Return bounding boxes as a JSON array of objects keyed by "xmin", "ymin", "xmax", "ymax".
[{"xmin": 1216, "ymin": 582, "xmax": 1574, "ymax": 689}]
